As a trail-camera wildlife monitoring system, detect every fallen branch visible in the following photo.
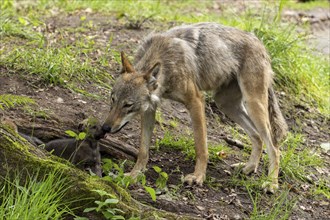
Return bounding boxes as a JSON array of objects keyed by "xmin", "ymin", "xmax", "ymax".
[
  {"xmin": 219, "ymin": 135, "xmax": 246, "ymax": 150},
  {"xmin": 99, "ymin": 137, "xmax": 138, "ymax": 161}
]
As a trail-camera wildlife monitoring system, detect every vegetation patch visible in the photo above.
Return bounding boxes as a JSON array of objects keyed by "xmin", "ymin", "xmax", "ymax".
[
  {"xmin": 0, "ymin": 169, "xmax": 76, "ymax": 219},
  {"xmin": 0, "ymin": 94, "xmax": 35, "ymax": 110},
  {"xmin": 281, "ymin": 133, "xmax": 323, "ymax": 182},
  {"xmin": 248, "ymin": 187, "xmax": 296, "ymax": 220}
]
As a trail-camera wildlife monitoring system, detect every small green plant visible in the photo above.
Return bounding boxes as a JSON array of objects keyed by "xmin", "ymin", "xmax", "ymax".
[
  {"xmin": 139, "ymin": 174, "xmax": 157, "ymax": 202},
  {"xmin": 102, "ymin": 158, "xmax": 134, "ymax": 188},
  {"xmin": 65, "ymin": 130, "xmax": 86, "ymax": 141},
  {"xmin": 80, "ymin": 189, "xmax": 125, "ymax": 220},
  {"xmin": 169, "ymin": 119, "xmax": 179, "ymax": 128},
  {"xmin": 153, "ymin": 166, "xmax": 169, "ymax": 189},
  {"xmin": 311, "ymin": 179, "xmax": 330, "ymax": 200},
  {"xmin": 0, "ymin": 169, "xmax": 76, "ymax": 219},
  {"xmin": 155, "ymin": 110, "xmax": 165, "ymax": 130},
  {"xmin": 102, "ymin": 159, "xmax": 157, "ymax": 201}
]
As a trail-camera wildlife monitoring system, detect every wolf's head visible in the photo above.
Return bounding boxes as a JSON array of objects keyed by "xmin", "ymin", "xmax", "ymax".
[{"xmin": 102, "ymin": 52, "xmax": 160, "ymax": 134}]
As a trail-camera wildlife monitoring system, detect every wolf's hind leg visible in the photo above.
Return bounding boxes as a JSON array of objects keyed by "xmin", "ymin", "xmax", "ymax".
[
  {"xmin": 214, "ymin": 81, "xmax": 263, "ymax": 174},
  {"xmin": 239, "ymin": 74, "xmax": 280, "ymax": 193}
]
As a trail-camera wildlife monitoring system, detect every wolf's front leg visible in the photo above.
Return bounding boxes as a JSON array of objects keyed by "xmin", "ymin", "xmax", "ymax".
[
  {"xmin": 129, "ymin": 109, "xmax": 156, "ymax": 178},
  {"xmin": 184, "ymin": 93, "xmax": 209, "ymax": 186}
]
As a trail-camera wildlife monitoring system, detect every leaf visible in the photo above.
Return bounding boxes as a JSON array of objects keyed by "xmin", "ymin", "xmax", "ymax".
[
  {"xmin": 65, "ymin": 130, "xmax": 77, "ymax": 138},
  {"xmin": 144, "ymin": 186, "xmax": 156, "ymax": 201},
  {"xmin": 83, "ymin": 207, "xmax": 96, "ymax": 213},
  {"xmin": 78, "ymin": 132, "xmax": 86, "ymax": 140},
  {"xmin": 153, "ymin": 165, "xmax": 162, "ymax": 173},
  {"xmin": 80, "ymin": 16, "xmax": 86, "ymax": 21},
  {"xmin": 160, "ymin": 171, "xmax": 168, "ymax": 179},
  {"xmin": 216, "ymin": 150, "xmax": 227, "ymax": 159},
  {"xmin": 91, "ymin": 189, "xmax": 113, "ymax": 197},
  {"xmin": 105, "ymin": 208, "xmax": 116, "ymax": 215},
  {"xmin": 111, "ymin": 208, "xmax": 125, "ymax": 214},
  {"xmin": 104, "ymin": 198, "xmax": 119, "ymax": 205},
  {"xmin": 112, "ymin": 215, "xmax": 125, "ymax": 220},
  {"xmin": 102, "ymin": 211, "xmax": 114, "ymax": 219},
  {"xmin": 74, "ymin": 217, "xmax": 89, "ymax": 220}
]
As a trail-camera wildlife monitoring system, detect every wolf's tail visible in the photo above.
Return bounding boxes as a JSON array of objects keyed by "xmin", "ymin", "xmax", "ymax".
[{"xmin": 268, "ymin": 87, "xmax": 288, "ymax": 146}]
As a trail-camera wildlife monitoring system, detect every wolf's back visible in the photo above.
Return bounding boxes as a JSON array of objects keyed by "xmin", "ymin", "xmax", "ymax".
[{"xmin": 134, "ymin": 23, "xmax": 259, "ymax": 90}]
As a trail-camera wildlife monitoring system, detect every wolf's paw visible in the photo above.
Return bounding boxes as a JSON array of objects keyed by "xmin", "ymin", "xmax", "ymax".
[
  {"xmin": 125, "ymin": 169, "xmax": 142, "ymax": 179},
  {"xmin": 243, "ymin": 163, "xmax": 258, "ymax": 175},
  {"xmin": 184, "ymin": 173, "xmax": 205, "ymax": 186},
  {"xmin": 262, "ymin": 181, "xmax": 279, "ymax": 194},
  {"xmin": 231, "ymin": 162, "xmax": 258, "ymax": 175}
]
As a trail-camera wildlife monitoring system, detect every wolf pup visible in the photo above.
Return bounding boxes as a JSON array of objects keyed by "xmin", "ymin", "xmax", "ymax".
[
  {"xmin": 45, "ymin": 118, "xmax": 105, "ymax": 177},
  {"xmin": 102, "ymin": 23, "xmax": 288, "ymax": 193}
]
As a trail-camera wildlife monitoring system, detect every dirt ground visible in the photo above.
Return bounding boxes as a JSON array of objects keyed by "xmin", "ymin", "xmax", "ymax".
[{"xmin": 1, "ymin": 4, "xmax": 329, "ymax": 220}]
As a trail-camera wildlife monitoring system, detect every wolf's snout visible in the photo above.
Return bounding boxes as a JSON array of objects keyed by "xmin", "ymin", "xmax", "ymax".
[{"xmin": 102, "ymin": 124, "xmax": 111, "ymax": 133}]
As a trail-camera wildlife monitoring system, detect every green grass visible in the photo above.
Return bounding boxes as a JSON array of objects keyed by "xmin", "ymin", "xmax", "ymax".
[
  {"xmin": 312, "ymin": 180, "xmax": 330, "ymax": 199},
  {"xmin": 248, "ymin": 186, "xmax": 296, "ymax": 220},
  {"xmin": 0, "ymin": 11, "xmax": 41, "ymax": 39},
  {"xmin": 0, "ymin": 169, "xmax": 76, "ymax": 220},
  {"xmin": 156, "ymin": 130, "xmax": 195, "ymax": 160},
  {"xmin": 1, "ymin": 47, "xmax": 112, "ymax": 87},
  {"xmin": 280, "ymin": 133, "xmax": 323, "ymax": 182},
  {"xmin": 157, "ymin": 130, "xmax": 232, "ymax": 162}
]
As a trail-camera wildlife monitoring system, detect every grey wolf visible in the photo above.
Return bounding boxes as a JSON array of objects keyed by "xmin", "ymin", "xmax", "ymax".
[
  {"xmin": 46, "ymin": 118, "xmax": 105, "ymax": 177},
  {"xmin": 102, "ymin": 22, "xmax": 288, "ymax": 193}
]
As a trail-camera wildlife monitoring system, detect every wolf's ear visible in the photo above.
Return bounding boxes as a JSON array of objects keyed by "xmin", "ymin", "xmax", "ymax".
[
  {"xmin": 144, "ymin": 63, "xmax": 160, "ymax": 91},
  {"xmin": 121, "ymin": 51, "xmax": 135, "ymax": 74}
]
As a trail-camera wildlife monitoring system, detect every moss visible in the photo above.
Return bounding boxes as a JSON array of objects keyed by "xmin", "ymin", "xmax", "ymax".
[{"xmin": 1, "ymin": 124, "xmax": 200, "ymax": 219}]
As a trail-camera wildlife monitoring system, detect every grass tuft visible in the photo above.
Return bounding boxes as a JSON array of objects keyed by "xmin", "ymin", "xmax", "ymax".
[
  {"xmin": 248, "ymin": 186, "xmax": 296, "ymax": 220},
  {"xmin": 156, "ymin": 131, "xmax": 195, "ymax": 160},
  {"xmin": 0, "ymin": 169, "xmax": 76, "ymax": 219},
  {"xmin": 280, "ymin": 133, "xmax": 323, "ymax": 182}
]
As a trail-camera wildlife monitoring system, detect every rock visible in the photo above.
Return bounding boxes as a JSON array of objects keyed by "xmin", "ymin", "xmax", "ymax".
[
  {"xmin": 56, "ymin": 97, "xmax": 64, "ymax": 103},
  {"xmin": 320, "ymin": 143, "xmax": 330, "ymax": 152},
  {"xmin": 85, "ymin": 8, "xmax": 93, "ymax": 13},
  {"xmin": 233, "ymin": 214, "xmax": 242, "ymax": 220},
  {"xmin": 196, "ymin": 205, "xmax": 205, "ymax": 211}
]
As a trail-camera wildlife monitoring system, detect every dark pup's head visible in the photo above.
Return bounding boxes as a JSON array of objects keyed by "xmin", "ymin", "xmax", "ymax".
[{"xmin": 78, "ymin": 117, "xmax": 106, "ymax": 140}]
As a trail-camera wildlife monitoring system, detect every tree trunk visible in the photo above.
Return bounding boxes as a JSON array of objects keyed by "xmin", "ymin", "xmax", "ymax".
[{"xmin": 0, "ymin": 124, "xmax": 199, "ymax": 220}]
